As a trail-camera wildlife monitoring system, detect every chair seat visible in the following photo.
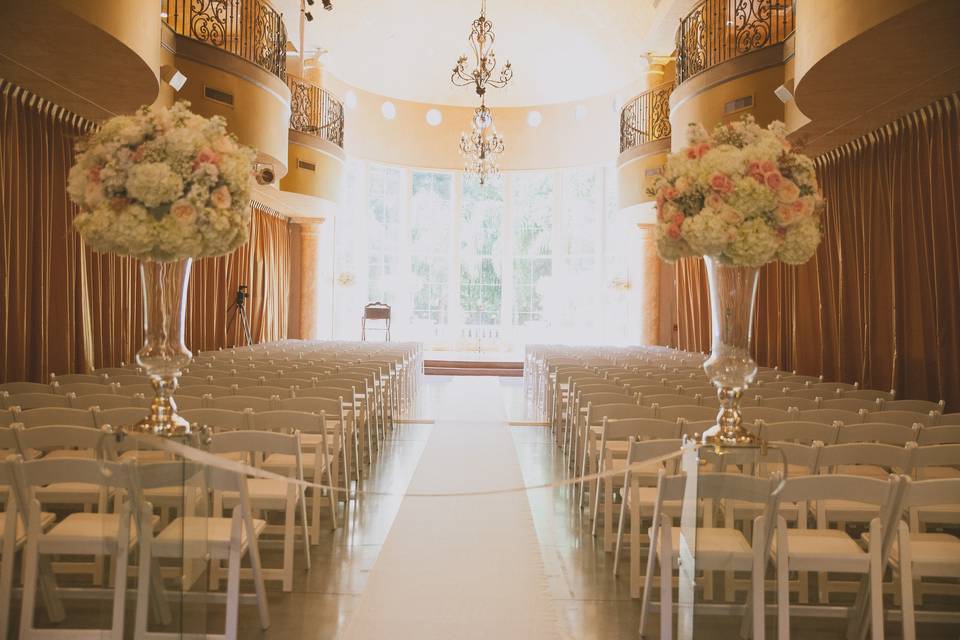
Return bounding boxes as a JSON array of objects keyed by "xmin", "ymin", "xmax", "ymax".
[
  {"xmin": 623, "ymin": 487, "xmax": 683, "ymax": 517},
  {"xmin": 894, "ymin": 533, "xmax": 960, "ymax": 576},
  {"xmin": 43, "ymin": 449, "xmax": 95, "ymax": 460},
  {"xmin": 153, "ymin": 516, "xmax": 266, "ymax": 560},
  {"xmin": 656, "ymin": 526, "xmax": 754, "ymax": 570},
  {"xmin": 773, "ymin": 528, "xmax": 869, "ymax": 572},
  {"xmin": 41, "ymin": 512, "xmax": 154, "ymax": 553},
  {"xmin": 608, "ymin": 457, "xmax": 662, "ymax": 477},
  {"xmin": 221, "ymin": 479, "xmax": 292, "ymax": 510},
  {"xmin": 0, "ymin": 511, "xmax": 56, "ymax": 546},
  {"xmin": 263, "ymin": 452, "xmax": 326, "ymax": 472},
  {"xmin": 35, "ymin": 482, "xmax": 104, "ymax": 503},
  {"xmin": 832, "ymin": 464, "xmax": 890, "ymax": 479},
  {"xmin": 914, "ymin": 466, "xmax": 960, "ymax": 480},
  {"xmin": 818, "ymin": 498, "xmax": 881, "ymax": 522}
]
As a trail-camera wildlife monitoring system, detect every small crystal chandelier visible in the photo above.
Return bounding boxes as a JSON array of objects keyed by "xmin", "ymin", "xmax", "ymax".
[
  {"xmin": 450, "ymin": 0, "xmax": 513, "ymax": 97},
  {"xmin": 459, "ymin": 100, "xmax": 504, "ymax": 185}
]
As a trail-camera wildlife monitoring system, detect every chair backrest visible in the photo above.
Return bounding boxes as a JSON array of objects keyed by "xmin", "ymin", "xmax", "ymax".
[
  {"xmin": 58, "ymin": 382, "xmax": 117, "ymax": 397},
  {"xmin": 820, "ymin": 397, "xmax": 880, "ymax": 413},
  {"xmin": 794, "ymin": 408, "xmax": 863, "ymax": 425},
  {"xmin": 107, "ymin": 374, "xmax": 150, "ymax": 386},
  {"xmin": 114, "ymin": 383, "xmax": 156, "ymax": 397},
  {"xmin": 208, "ymin": 376, "xmax": 263, "ymax": 389},
  {"xmin": 50, "ymin": 373, "xmax": 107, "ymax": 385},
  {"xmin": 93, "ymin": 406, "xmax": 150, "ymax": 429},
  {"xmin": 6, "ymin": 393, "xmax": 71, "ymax": 410},
  {"xmin": 870, "ymin": 409, "xmax": 935, "ymax": 427},
  {"xmin": 652, "ymin": 470, "xmax": 783, "ymax": 514},
  {"xmin": 292, "ymin": 388, "xmax": 350, "ymax": 404},
  {"xmin": 0, "ymin": 410, "xmax": 17, "ymax": 429},
  {"xmin": 208, "ymin": 395, "xmax": 274, "ymax": 412},
  {"xmin": 232, "ymin": 385, "xmax": 296, "ymax": 399},
  {"xmin": 578, "ymin": 391, "xmax": 634, "ymax": 408},
  {"xmin": 622, "ymin": 383, "xmax": 671, "ymax": 398},
  {"xmin": 657, "ymin": 405, "xmax": 716, "ymax": 423},
  {"xmin": 588, "ymin": 403, "xmax": 654, "ymax": 424},
  {"xmin": 180, "ymin": 408, "xmax": 249, "ymax": 431},
  {"xmin": 935, "ymin": 412, "xmax": 960, "ymax": 427},
  {"xmin": 642, "ymin": 393, "xmax": 694, "ymax": 408},
  {"xmin": 780, "ymin": 387, "xmax": 827, "ymax": 401},
  {"xmin": 278, "ymin": 397, "xmax": 344, "ymax": 420},
  {"xmin": 14, "ymin": 406, "xmax": 97, "ymax": 428},
  {"xmin": 916, "ymin": 424, "xmax": 960, "ymax": 445},
  {"xmin": 16, "ymin": 457, "xmax": 134, "ymax": 495},
  {"xmin": 882, "ymin": 399, "xmax": 944, "ymax": 414},
  {"xmin": 602, "ymin": 417, "xmax": 681, "ymax": 442},
  {"xmin": 13, "ymin": 424, "xmax": 112, "ymax": 457},
  {"xmin": 179, "ymin": 375, "xmax": 216, "ymax": 386},
  {"xmin": 249, "ymin": 409, "xmax": 325, "ymax": 434},
  {"xmin": 678, "ymin": 419, "xmax": 716, "ymax": 438},
  {"xmin": 842, "ymin": 388, "xmax": 895, "ymax": 402},
  {"xmin": 759, "ymin": 396, "xmax": 819, "ymax": 412},
  {"xmin": 0, "ymin": 382, "xmax": 53, "ymax": 395},
  {"xmin": 760, "ymin": 420, "xmax": 839, "ymax": 445},
  {"xmin": 778, "ymin": 473, "xmax": 901, "ymax": 511},
  {"xmin": 70, "ymin": 393, "xmax": 145, "ymax": 410},
  {"xmin": 901, "ymin": 477, "xmax": 960, "ymax": 509},
  {"xmin": 209, "ymin": 429, "xmax": 301, "ymax": 461},
  {"xmin": 809, "ymin": 381, "xmax": 859, "ymax": 392},
  {"xmin": 817, "ymin": 442, "xmax": 916, "ymax": 473},
  {"xmin": 741, "ymin": 406, "xmax": 794, "ymax": 425},
  {"xmin": 835, "ymin": 422, "xmax": 920, "ymax": 446},
  {"xmin": 910, "ymin": 444, "xmax": 960, "ymax": 474},
  {"xmin": 176, "ymin": 384, "xmax": 234, "ymax": 398}
]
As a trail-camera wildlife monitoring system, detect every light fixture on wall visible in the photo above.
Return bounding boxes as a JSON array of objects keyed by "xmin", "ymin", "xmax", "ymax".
[
  {"xmin": 459, "ymin": 99, "xmax": 504, "ymax": 185},
  {"xmin": 160, "ymin": 65, "xmax": 188, "ymax": 91},
  {"xmin": 450, "ymin": 0, "xmax": 513, "ymax": 97}
]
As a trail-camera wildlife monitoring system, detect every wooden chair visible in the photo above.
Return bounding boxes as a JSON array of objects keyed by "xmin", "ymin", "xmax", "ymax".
[{"xmin": 361, "ymin": 302, "xmax": 391, "ymax": 341}]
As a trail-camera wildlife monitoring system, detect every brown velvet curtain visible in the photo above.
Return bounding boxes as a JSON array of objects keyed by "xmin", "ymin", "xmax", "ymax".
[
  {"xmin": 0, "ymin": 80, "xmax": 292, "ymax": 382},
  {"xmin": 675, "ymin": 93, "xmax": 960, "ymax": 409}
]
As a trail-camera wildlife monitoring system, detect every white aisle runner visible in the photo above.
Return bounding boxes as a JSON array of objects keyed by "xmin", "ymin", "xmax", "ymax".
[{"xmin": 340, "ymin": 377, "xmax": 569, "ymax": 640}]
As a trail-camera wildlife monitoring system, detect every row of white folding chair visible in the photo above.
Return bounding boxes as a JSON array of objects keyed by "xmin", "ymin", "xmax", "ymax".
[{"xmin": 6, "ymin": 456, "xmax": 271, "ymax": 639}]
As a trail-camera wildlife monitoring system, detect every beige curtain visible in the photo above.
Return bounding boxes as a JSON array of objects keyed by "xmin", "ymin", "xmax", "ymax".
[
  {"xmin": 675, "ymin": 93, "xmax": 960, "ymax": 409},
  {"xmin": 0, "ymin": 80, "xmax": 292, "ymax": 382}
]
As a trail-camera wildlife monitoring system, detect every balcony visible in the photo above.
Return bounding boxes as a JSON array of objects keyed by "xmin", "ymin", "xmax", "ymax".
[
  {"xmin": 287, "ymin": 75, "xmax": 345, "ymax": 148},
  {"xmin": 162, "ymin": 0, "xmax": 287, "ymax": 80},
  {"xmin": 676, "ymin": 0, "xmax": 795, "ymax": 85},
  {"xmin": 619, "ymin": 81, "xmax": 674, "ymax": 154}
]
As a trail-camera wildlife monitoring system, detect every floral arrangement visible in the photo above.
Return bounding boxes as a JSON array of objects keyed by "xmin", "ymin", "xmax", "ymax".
[
  {"xmin": 651, "ymin": 115, "xmax": 823, "ymax": 267},
  {"xmin": 337, "ymin": 272, "xmax": 356, "ymax": 287},
  {"xmin": 68, "ymin": 102, "xmax": 256, "ymax": 261}
]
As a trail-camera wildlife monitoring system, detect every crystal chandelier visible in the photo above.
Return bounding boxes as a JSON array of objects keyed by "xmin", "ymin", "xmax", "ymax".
[
  {"xmin": 459, "ymin": 100, "xmax": 504, "ymax": 185},
  {"xmin": 450, "ymin": 0, "xmax": 513, "ymax": 97}
]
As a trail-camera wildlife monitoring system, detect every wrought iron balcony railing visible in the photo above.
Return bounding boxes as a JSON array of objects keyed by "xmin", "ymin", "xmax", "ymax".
[
  {"xmin": 163, "ymin": 0, "xmax": 287, "ymax": 80},
  {"xmin": 286, "ymin": 75, "xmax": 345, "ymax": 148},
  {"xmin": 619, "ymin": 82, "xmax": 674, "ymax": 154},
  {"xmin": 676, "ymin": 0, "xmax": 795, "ymax": 85}
]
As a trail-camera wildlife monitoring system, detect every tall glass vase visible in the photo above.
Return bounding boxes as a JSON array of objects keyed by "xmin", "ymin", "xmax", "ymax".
[
  {"xmin": 702, "ymin": 256, "xmax": 761, "ymax": 448},
  {"xmin": 133, "ymin": 258, "xmax": 194, "ymax": 437}
]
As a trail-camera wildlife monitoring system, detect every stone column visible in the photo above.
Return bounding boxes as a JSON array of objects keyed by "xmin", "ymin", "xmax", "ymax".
[
  {"xmin": 636, "ymin": 224, "xmax": 661, "ymax": 345},
  {"xmin": 298, "ymin": 218, "xmax": 327, "ymax": 340}
]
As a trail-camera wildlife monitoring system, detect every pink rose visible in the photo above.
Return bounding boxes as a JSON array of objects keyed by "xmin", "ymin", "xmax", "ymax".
[
  {"xmin": 764, "ymin": 172, "xmax": 783, "ymax": 189},
  {"xmin": 110, "ymin": 197, "xmax": 128, "ymax": 211},
  {"xmin": 667, "ymin": 222, "xmax": 683, "ymax": 240},
  {"xmin": 775, "ymin": 204, "xmax": 796, "ymax": 226},
  {"xmin": 709, "ymin": 172, "xmax": 734, "ymax": 194},
  {"xmin": 193, "ymin": 149, "xmax": 220, "ymax": 171},
  {"xmin": 210, "ymin": 185, "xmax": 232, "ymax": 209},
  {"xmin": 705, "ymin": 193, "xmax": 724, "ymax": 209},
  {"xmin": 761, "ymin": 160, "xmax": 776, "ymax": 174},
  {"xmin": 747, "ymin": 160, "xmax": 762, "ymax": 175},
  {"xmin": 672, "ymin": 213, "xmax": 685, "ymax": 227},
  {"xmin": 87, "ymin": 166, "xmax": 101, "ymax": 184},
  {"xmin": 664, "ymin": 186, "xmax": 680, "ymax": 201},
  {"xmin": 170, "ymin": 199, "xmax": 196, "ymax": 222},
  {"xmin": 131, "ymin": 145, "xmax": 146, "ymax": 163},
  {"xmin": 685, "ymin": 142, "xmax": 711, "ymax": 160},
  {"xmin": 776, "ymin": 181, "xmax": 800, "ymax": 203}
]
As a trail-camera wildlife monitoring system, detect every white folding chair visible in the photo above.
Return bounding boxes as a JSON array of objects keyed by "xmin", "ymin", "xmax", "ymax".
[
  {"xmin": 758, "ymin": 396, "xmax": 819, "ymax": 412},
  {"xmin": 795, "ymin": 408, "xmax": 863, "ymax": 425},
  {"xmin": 870, "ymin": 410, "xmax": 937, "ymax": 427},
  {"xmin": 656, "ymin": 405, "xmax": 716, "ymax": 423},
  {"xmin": 250, "ymin": 410, "xmax": 339, "ymax": 538},
  {"xmin": 639, "ymin": 470, "xmax": 783, "ymax": 640},
  {"xmin": 916, "ymin": 425, "xmax": 960, "ymax": 445},
  {"xmin": 209, "ymin": 430, "xmax": 309, "ymax": 592},
  {"xmin": 889, "ymin": 477, "xmax": 960, "ymax": 640},
  {"xmin": 760, "ymin": 420, "xmax": 839, "ymax": 445},
  {"xmin": 6, "ymin": 394, "xmax": 71, "ymax": 410},
  {"xmin": 57, "ymin": 382, "xmax": 117, "ymax": 397},
  {"xmin": 15, "ymin": 457, "xmax": 138, "ymax": 640},
  {"xmin": 772, "ymin": 474, "xmax": 906, "ymax": 640},
  {"xmin": 133, "ymin": 462, "xmax": 270, "ymax": 639},
  {"xmin": 835, "ymin": 422, "xmax": 921, "ymax": 446},
  {"xmin": 208, "ymin": 395, "xmax": 276, "ymax": 412},
  {"xmin": 13, "ymin": 407, "xmax": 97, "ymax": 428},
  {"xmin": 934, "ymin": 412, "xmax": 960, "ymax": 427},
  {"xmin": 49, "ymin": 374, "xmax": 106, "ymax": 386},
  {"xmin": 821, "ymin": 397, "xmax": 880, "ymax": 413},
  {"xmin": 0, "ymin": 383, "xmax": 54, "ymax": 396}
]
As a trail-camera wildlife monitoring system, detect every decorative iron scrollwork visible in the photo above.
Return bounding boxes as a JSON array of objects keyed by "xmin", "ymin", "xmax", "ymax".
[
  {"xmin": 619, "ymin": 82, "xmax": 674, "ymax": 154},
  {"xmin": 676, "ymin": 0, "xmax": 794, "ymax": 85},
  {"xmin": 287, "ymin": 75, "xmax": 345, "ymax": 149}
]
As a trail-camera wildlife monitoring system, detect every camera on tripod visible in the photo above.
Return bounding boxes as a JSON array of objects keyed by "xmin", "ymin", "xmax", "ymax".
[
  {"xmin": 235, "ymin": 284, "xmax": 249, "ymax": 307},
  {"xmin": 227, "ymin": 284, "xmax": 253, "ymax": 346}
]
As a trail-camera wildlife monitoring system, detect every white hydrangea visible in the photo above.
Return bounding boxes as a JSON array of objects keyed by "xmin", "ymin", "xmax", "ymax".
[
  {"xmin": 727, "ymin": 177, "xmax": 778, "ymax": 219},
  {"xmin": 68, "ymin": 102, "xmax": 255, "ymax": 260},
  {"xmin": 682, "ymin": 209, "xmax": 737, "ymax": 256},
  {"xmin": 723, "ymin": 218, "xmax": 782, "ymax": 266},
  {"xmin": 778, "ymin": 220, "xmax": 821, "ymax": 264}
]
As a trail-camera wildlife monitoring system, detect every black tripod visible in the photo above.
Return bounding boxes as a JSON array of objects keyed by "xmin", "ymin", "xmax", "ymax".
[{"xmin": 227, "ymin": 285, "xmax": 253, "ymax": 346}]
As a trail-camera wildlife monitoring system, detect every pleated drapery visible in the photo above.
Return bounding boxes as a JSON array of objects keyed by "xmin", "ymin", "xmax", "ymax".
[
  {"xmin": 675, "ymin": 93, "xmax": 960, "ymax": 410},
  {"xmin": 0, "ymin": 80, "xmax": 292, "ymax": 382}
]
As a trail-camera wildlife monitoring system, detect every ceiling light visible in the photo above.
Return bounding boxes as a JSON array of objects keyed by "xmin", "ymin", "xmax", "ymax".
[
  {"xmin": 381, "ymin": 101, "xmax": 397, "ymax": 120},
  {"xmin": 344, "ymin": 90, "xmax": 358, "ymax": 109},
  {"xmin": 451, "ymin": 0, "xmax": 513, "ymax": 97},
  {"xmin": 426, "ymin": 109, "xmax": 443, "ymax": 126},
  {"xmin": 460, "ymin": 99, "xmax": 503, "ymax": 185},
  {"xmin": 527, "ymin": 110, "xmax": 542, "ymax": 128}
]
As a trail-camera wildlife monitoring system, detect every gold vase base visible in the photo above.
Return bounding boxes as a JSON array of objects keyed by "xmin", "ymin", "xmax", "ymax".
[
  {"xmin": 130, "ymin": 414, "xmax": 195, "ymax": 440},
  {"xmin": 703, "ymin": 427, "xmax": 764, "ymax": 452}
]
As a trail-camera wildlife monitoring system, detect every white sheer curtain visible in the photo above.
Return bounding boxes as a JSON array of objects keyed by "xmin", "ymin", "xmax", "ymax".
[{"xmin": 331, "ymin": 160, "xmax": 641, "ymax": 349}]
